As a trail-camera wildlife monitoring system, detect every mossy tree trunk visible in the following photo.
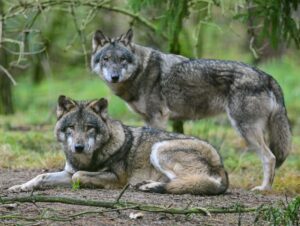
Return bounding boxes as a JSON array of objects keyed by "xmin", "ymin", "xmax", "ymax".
[
  {"xmin": 0, "ymin": 53, "xmax": 14, "ymax": 114},
  {"xmin": 0, "ymin": 2, "xmax": 14, "ymax": 114},
  {"xmin": 29, "ymin": 10, "xmax": 64, "ymax": 84},
  {"xmin": 167, "ymin": 0, "xmax": 188, "ymax": 134}
]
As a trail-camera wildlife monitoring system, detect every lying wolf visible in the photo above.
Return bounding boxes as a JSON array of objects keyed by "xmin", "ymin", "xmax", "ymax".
[
  {"xmin": 90, "ymin": 29, "xmax": 291, "ymax": 191},
  {"xmin": 9, "ymin": 95, "xmax": 228, "ymax": 195}
]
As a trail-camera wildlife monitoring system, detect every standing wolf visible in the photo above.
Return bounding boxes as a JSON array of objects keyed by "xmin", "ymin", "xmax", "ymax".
[
  {"xmin": 90, "ymin": 29, "xmax": 291, "ymax": 191},
  {"xmin": 9, "ymin": 95, "xmax": 228, "ymax": 195}
]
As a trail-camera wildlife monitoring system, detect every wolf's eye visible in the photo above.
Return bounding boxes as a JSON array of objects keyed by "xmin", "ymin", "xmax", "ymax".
[
  {"xmin": 94, "ymin": 54, "xmax": 101, "ymax": 64},
  {"xmin": 64, "ymin": 126, "xmax": 74, "ymax": 136},
  {"xmin": 86, "ymin": 125, "xmax": 95, "ymax": 131},
  {"xmin": 120, "ymin": 57, "xmax": 126, "ymax": 62},
  {"xmin": 103, "ymin": 56, "xmax": 109, "ymax": 61},
  {"xmin": 66, "ymin": 126, "xmax": 74, "ymax": 132}
]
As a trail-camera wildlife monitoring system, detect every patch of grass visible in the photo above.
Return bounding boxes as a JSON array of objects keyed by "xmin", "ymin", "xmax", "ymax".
[
  {"xmin": 260, "ymin": 56, "xmax": 300, "ymax": 129},
  {"xmin": 12, "ymin": 68, "xmax": 137, "ymax": 125},
  {"xmin": 0, "ymin": 128, "xmax": 64, "ymax": 169},
  {"xmin": 255, "ymin": 196, "xmax": 300, "ymax": 225},
  {"xmin": 72, "ymin": 179, "xmax": 81, "ymax": 191}
]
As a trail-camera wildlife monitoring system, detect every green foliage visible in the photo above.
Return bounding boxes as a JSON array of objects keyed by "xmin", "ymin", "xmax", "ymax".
[
  {"xmin": 128, "ymin": 0, "xmax": 161, "ymax": 12},
  {"xmin": 127, "ymin": 0, "xmax": 217, "ymax": 54},
  {"xmin": 255, "ymin": 196, "xmax": 300, "ymax": 225},
  {"xmin": 234, "ymin": 0, "xmax": 300, "ymax": 48},
  {"xmin": 128, "ymin": 0, "xmax": 300, "ymax": 54},
  {"xmin": 128, "ymin": 0, "xmax": 190, "ymax": 52},
  {"xmin": 72, "ymin": 179, "xmax": 81, "ymax": 191}
]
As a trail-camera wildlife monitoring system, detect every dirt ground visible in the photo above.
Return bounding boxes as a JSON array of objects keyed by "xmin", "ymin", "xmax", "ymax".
[{"xmin": 0, "ymin": 169, "xmax": 296, "ymax": 226}]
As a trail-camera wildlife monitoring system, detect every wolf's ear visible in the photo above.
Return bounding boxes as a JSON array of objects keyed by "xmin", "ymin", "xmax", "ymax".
[
  {"xmin": 93, "ymin": 30, "xmax": 110, "ymax": 49},
  {"xmin": 119, "ymin": 28, "xmax": 133, "ymax": 46},
  {"xmin": 88, "ymin": 98, "xmax": 108, "ymax": 120},
  {"xmin": 57, "ymin": 95, "xmax": 77, "ymax": 119}
]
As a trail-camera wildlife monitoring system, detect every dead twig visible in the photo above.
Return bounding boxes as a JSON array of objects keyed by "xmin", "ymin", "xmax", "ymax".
[{"xmin": 115, "ymin": 183, "xmax": 130, "ymax": 203}]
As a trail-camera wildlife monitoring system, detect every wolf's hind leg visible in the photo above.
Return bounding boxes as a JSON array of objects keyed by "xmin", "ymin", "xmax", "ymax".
[
  {"xmin": 149, "ymin": 140, "xmax": 228, "ymax": 195},
  {"xmin": 230, "ymin": 120, "xmax": 275, "ymax": 191},
  {"xmin": 136, "ymin": 180, "xmax": 166, "ymax": 193}
]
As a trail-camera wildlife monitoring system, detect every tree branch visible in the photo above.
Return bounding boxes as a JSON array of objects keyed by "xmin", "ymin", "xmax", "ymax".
[
  {"xmin": 1, "ymin": 194, "xmax": 259, "ymax": 215},
  {"xmin": 0, "ymin": 64, "xmax": 17, "ymax": 85},
  {"xmin": 3, "ymin": 0, "xmax": 159, "ymax": 35},
  {"xmin": 100, "ymin": 5, "xmax": 157, "ymax": 33}
]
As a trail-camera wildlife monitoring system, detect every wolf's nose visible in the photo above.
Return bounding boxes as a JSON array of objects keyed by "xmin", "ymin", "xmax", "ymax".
[
  {"xmin": 111, "ymin": 75, "xmax": 119, "ymax": 82},
  {"xmin": 74, "ymin": 144, "xmax": 84, "ymax": 153}
]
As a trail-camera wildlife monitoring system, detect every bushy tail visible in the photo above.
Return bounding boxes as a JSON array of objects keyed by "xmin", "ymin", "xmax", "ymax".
[
  {"xmin": 269, "ymin": 108, "xmax": 291, "ymax": 168},
  {"xmin": 269, "ymin": 79, "xmax": 292, "ymax": 168},
  {"xmin": 165, "ymin": 170, "xmax": 228, "ymax": 195}
]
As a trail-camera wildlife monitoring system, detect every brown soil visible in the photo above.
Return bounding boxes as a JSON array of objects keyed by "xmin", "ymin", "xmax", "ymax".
[{"xmin": 0, "ymin": 169, "xmax": 294, "ymax": 225}]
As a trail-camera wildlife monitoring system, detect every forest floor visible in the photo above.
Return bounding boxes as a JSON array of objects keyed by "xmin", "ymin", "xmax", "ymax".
[{"xmin": 0, "ymin": 169, "xmax": 298, "ymax": 226}]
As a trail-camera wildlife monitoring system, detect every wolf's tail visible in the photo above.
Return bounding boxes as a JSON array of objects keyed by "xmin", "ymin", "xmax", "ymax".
[
  {"xmin": 269, "ymin": 79, "xmax": 292, "ymax": 168},
  {"xmin": 165, "ymin": 169, "xmax": 228, "ymax": 195}
]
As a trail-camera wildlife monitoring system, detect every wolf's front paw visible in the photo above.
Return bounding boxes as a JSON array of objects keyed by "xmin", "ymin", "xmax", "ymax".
[
  {"xmin": 8, "ymin": 184, "xmax": 32, "ymax": 193},
  {"xmin": 251, "ymin": 185, "xmax": 272, "ymax": 191}
]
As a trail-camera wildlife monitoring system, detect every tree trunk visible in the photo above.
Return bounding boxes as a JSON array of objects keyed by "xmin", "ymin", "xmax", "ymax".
[
  {"xmin": 0, "ymin": 3, "xmax": 14, "ymax": 114},
  {"xmin": 32, "ymin": 54, "xmax": 44, "ymax": 84},
  {"xmin": 0, "ymin": 75, "xmax": 14, "ymax": 114},
  {"xmin": 168, "ymin": 0, "xmax": 188, "ymax": 133},
  {"xmin": 193, "ymin": 1, "xmax": 208, "ymax": 58}
]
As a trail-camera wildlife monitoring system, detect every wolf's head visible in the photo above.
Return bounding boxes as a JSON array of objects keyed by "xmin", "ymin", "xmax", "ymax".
[
  {"xmin": 55, "ymin": 95, "xmax": 110, "ymax": 162},
  {"xmin": 91, "ymin": 29, "xmax": 139, "ymax": 83}
]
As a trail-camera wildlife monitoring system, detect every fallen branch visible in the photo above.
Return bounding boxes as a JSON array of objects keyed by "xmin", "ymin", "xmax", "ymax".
[
  {"xmin": 1, "ymin": 194, "xmax": 258, "ymax": 215},
  {"xmin": 0, "ymin": 214, "xmax": 71, "ymax": 222},
  {"xmin": 0, "ymin": 206, "xmax": 139, "ymax": 222}
]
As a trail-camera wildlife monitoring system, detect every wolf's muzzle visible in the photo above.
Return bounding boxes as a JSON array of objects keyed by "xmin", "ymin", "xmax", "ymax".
[
  {"xmin": 111, "ymin": 75, "xmax": 119, "ymax": 83},
  {"xmin": 74, "ymin": 144, "xmax": 85, "ymax": 153}
]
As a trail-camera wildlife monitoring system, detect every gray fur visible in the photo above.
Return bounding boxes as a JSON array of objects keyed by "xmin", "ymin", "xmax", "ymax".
[
  {"xmin": 8, "ymin": 96, "xmax": 228, "ymax": 195},
  {"xmin": 91, "ymin": 30, "xmax": 291, "ymax": 191}
]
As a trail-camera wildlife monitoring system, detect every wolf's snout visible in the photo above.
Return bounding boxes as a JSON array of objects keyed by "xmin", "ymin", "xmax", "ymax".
[
  {"xmin": 74, "ymin": 144, "xmax": 85, "ymax": 153},
  {"xmin": 111, "ymin": 75, "xmax": 119, "ymax": 83}
]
